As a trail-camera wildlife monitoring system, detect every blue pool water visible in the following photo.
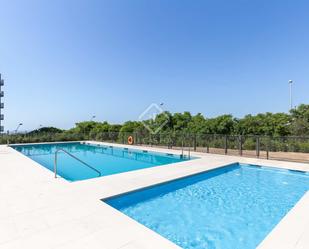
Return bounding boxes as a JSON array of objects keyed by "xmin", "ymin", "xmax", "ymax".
[
  {"xmin": 106, "ymin": 164, "xmax": 309, "ymax": 249},
  {"xmin": 12, "ymin": 142, "xmax": 189, "ymax": 181}
]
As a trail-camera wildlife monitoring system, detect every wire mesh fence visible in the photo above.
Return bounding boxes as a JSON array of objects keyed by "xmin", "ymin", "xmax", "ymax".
[{"xmin": 1, "ymin": 132, "xmax": 309, "ymax": 163}]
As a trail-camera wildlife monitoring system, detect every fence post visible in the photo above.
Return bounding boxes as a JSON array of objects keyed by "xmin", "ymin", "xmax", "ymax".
[
  {"xmin": 181, "ymin": 136, "xmax": 183, "ymax": 157},
  {"xmin": 266, "ymin": 137, "xmax": 270, "ymax": 160},
  {"xmin": 256, "ymin": 136, "xmax": 260, "ymax": 158},
  {"xmin": 6, "ymin": 130, "xmax": 9, "ymax": 145},
  {"xmin": 224, "ymin": 135, "xmax": 228, "ymax": 155},
  {"xmin": 134, "ymin": 132, "xmax": 137, "ymax": 145},
  {"xmin": 239, "ymin": 135, "xmax": 243, "ymax": 156},
  {"xmin": 194, "ymin": 134, "xmax": 197, "ymax": 151},
  {"xmin": 169, "ymin": 133, "xmax": 172, "ymax": 149},
  {"xmin": 113, "ymin": 132, "xmax": 116, "ymax": 143},
  {"xmin": 204, "ymin": 135, "xmax": 207, "ymax": 153}
]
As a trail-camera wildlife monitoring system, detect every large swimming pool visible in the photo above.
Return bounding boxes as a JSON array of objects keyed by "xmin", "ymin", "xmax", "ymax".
[
  {"xmin": 105, "ymin": 163, "xmax": 309, "ymax": 249},
  {"xmin": 12, "ymin": 142, "xmax": 190, "ymax": 181}
]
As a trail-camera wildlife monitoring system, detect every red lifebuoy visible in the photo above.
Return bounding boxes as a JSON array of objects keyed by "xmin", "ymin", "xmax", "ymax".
[{"xmin": 128, "ymin": 136, "xmax": 134, "ymax": 145}]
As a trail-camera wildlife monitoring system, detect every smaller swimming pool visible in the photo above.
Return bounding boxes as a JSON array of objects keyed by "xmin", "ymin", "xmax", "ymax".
[
  {"xmin": 12, "ymin": 142, "xmax": 191, "ymax": 181},
  {"xmin": 105, "ymin": 163, "xmax": 309, "ymax": 249}
]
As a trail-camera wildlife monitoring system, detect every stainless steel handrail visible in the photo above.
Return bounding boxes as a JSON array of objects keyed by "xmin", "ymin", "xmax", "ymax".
[
  {"xmin": 54, "ymin": 148, "xmax": 101, "ymax": 178},
  {"xmin": 181, "ymin": 140, "xmax": 191, "ymax": 159}
]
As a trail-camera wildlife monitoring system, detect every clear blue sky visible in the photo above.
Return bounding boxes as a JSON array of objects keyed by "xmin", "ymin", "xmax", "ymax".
[{"xmin": 0, "ymin": 0, "xmax": 308, "ymax": 131}]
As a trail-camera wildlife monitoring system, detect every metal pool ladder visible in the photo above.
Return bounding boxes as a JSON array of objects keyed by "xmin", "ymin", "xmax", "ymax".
[
  {"xmin": 181, "ymin": 140, "xmax": 191, "ymax": 159},
  {"xmin": 54, "ymin": 148, "xmax": 101, "ymax": 178}
]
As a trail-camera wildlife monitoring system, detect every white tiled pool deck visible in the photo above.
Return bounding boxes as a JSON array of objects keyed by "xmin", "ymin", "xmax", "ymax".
[{"xmin": 0, "ymin": 141, "xmax": 309, "ymax": 249}]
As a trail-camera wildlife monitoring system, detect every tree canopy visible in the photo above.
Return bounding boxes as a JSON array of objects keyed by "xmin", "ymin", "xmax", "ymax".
[
  {"xmin": 30, "ymin": 104, "xmax": 309, "ymax": 137},
  {"xmin": 28, "ymin": 126, "xmax": 63, "ymax": 135}
]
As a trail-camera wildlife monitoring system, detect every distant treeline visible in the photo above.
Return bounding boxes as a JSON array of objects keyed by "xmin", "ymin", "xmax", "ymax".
[{"xmin": 28, "ymin": 104, "xmax": 309, "ymax": 137}]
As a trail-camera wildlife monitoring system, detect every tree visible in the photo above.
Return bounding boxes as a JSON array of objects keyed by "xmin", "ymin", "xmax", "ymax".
[
  {"xmin": 172, "ymin": 112, "xmax": 192, "ymax": 132},
  {"xmin": 206, "ymin": 115, "xmax": 236, "ymax": 134},
  {"xmin": 120, "ymin": 121, "xmax": 142, "ymax": 133},
  {"xmin": 187, "ymin": 113, "xmax": 207, "ymax": 133},
  {"xmin": 33, "ymin": 103, "xmax": 309, "ymax": 137},
  {"xmin": 235, "ymin": 112, "xmax": 291, "ymax": 136},
  {"xmin": 28, "ymin": 127, "xmax": 63, "ymax": 134},
  {"xmin": 290, "ymin": 104, "xmax": 309, "ymax": 135}
]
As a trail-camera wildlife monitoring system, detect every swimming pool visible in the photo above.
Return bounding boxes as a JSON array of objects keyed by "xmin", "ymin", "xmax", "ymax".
[
  {"xmin": 105, "ymin": 163, "xmax": 309, "ymax": 249},
  {"xmin": 12, "ymin": 142, "xmax": 190, "ymax": 181}
]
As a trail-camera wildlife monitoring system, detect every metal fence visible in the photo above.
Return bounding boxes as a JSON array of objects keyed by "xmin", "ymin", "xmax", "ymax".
[{"xmin": 1, "ymin": 132, "xmax": 309, "ymax": 163}]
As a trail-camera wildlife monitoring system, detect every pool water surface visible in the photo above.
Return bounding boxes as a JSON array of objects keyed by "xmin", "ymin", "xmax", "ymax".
[
  {"xmin": 105, "ymin": 164, "xmax": 309, "ymax": 249},
  {"xmin": 13, "ymin": 142, "xmax": 190, "ymax": 181}
]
